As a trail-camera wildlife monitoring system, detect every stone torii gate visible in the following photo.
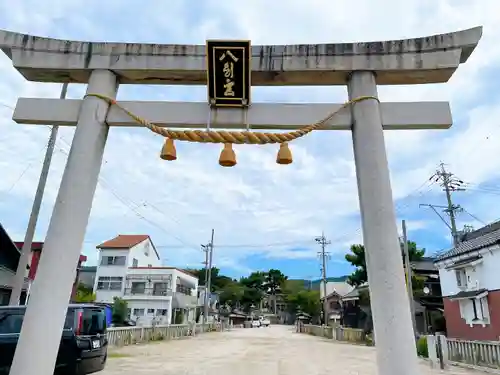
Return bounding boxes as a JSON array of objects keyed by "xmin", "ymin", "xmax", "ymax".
[{"xmin": 1, "ymin": 27, "xmax": 481, "ymax": 375}]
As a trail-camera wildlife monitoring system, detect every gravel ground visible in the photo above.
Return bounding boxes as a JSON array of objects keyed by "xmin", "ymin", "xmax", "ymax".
[{"xmin": 102, "ymin": 325, "xmax": 485, "ymax": 375}]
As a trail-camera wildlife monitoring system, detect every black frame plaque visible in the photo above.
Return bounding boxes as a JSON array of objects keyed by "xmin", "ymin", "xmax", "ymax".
[{"xmin": 206, "ymin": 40, "xmax": 251, "ymax": 108}]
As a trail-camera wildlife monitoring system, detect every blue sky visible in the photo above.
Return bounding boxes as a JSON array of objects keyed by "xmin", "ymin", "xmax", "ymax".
[{"xmin": 0, "ymin": 1, "xmax": 499, "ymax": 281}]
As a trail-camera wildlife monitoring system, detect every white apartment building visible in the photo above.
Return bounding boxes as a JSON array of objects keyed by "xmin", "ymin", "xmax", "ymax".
[{"xmin": 93, "ymin": 234, "xmax": 198, "ymax": 326}]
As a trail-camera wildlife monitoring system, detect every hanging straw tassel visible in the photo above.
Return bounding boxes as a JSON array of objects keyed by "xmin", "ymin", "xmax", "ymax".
[
  {"xmin": 219, "ymin": 143, "xmax": 237, "ymax": 167},
  {"xmin": 160, "ymin": 138, "xmax": 177, "ymax": 161},
  {"xmin": 276, "ymin": 142, "xmax": 293, "ymax": 165}
]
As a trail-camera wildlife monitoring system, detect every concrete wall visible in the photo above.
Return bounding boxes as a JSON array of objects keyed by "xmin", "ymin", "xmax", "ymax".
[{"xmin": 127, "ymin": 239, "xmax": 161, "ymax": 268}]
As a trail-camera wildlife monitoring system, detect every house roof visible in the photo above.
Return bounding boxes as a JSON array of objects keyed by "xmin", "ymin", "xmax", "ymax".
[
  {"xmin": 0, "ymin": 223, "xmax": 20, "ymax": 272},
  {"xmin": 448, "ymin": 288, "xmax": 488, "ymax": 300},
  {"xmin": 444, "ymin": 255, "xmax": 482, "ymax": 270},
  {"xmin": 341, "ymin": 288, "xmax": 360, "ymax": 300},
  {"xmin": 435, "ymin": 221, "xmax": 500, "ymax": 262},
  {"xmin": 411, "ymin": 257, "xmax": 437, "ymax": 272},
  {"xmin": 321, "ymin": 281, "xmax": 354, "ymax": 299},
  {"xmin": 97, "ymin": 234, "xmax": 150, "ymax": 249}
]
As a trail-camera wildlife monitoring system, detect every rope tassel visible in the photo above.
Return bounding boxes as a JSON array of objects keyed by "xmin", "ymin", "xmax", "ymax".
[
  {"xmin": 160, "ymin": 138, "xmax": 177, "ymax": 161},
  {"xmin": 219, "ymin": 143, "xmax": 237, "ymax": 167},
  {"xmin": 276, "ymin": 142, "xmax": 293, "ymax": 165}
]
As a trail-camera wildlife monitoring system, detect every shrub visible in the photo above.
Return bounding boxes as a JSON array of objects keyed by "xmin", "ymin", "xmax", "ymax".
[{"xmin": 416, "ymin": 336, "xmax": 428, "ymax": 358}]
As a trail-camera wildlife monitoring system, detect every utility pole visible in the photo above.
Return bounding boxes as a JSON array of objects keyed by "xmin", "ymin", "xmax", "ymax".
[
  {"xmin": 420, "ymin": 163, "xmax": 464, "ymax": 248},
  {"xmin": 401, "ymin": 220, "xmax": 416, "ymax": 337},
  {"xmin": 315, "ymin": 232, "xmax": 331, "ymax": 325},
  {"xmin": 9, "ymin": 83, "xmax": 69, "ymax": 305},
  {"xmin": 201, "ymin": 244, "xmax": 209, "ymax": 325},
  {"xmin": 202, "ymin": 229, "xmax": 215, "ymax": 325}
]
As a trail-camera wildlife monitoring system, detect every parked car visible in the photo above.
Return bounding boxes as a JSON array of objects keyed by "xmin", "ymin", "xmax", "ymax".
[
  {"xmin": 259, "ymin": 316, "xmax": 271, "ymax": 327},
  {"xmin": 251, "ymin": 318, "xmax": 261, "ymax": 328},
  {"xmin": 0, "ymin": 303, "xmax": 108, "ymax": 375}
]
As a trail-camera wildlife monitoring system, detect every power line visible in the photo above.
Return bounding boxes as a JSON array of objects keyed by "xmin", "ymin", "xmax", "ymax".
[{"xmin": 48, "ymin": 136, "xmax": 200, "ymax": 251}]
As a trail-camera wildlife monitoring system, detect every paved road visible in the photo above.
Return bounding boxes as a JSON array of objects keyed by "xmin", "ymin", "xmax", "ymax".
[{"xmin": 103, "ymin": 325, "xmax": 482, "ymax": 375}]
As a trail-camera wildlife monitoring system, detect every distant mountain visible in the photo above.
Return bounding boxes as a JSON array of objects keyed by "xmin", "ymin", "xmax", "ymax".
[{"xmin": 289, "ymin": 276, "xmax": 349, "ymax": 290}]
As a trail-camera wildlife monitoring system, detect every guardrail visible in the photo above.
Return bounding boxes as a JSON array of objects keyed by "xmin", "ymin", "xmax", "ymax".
[
  {"xmin": 298, "ymin": 324, "xmax": 366, "ymax": 343},
  {"xmin": 107, "ymin": 322, "xmax": 228, "ymax": 347}
]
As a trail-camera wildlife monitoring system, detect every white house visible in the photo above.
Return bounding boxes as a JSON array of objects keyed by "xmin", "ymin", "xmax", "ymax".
[
  {"xmin": 435, "ymin": 221, "xmax": 500, "ymax": 341},
  {"xmin": 94, "ymin": 234, "xmax": 198, "ymax": 326}
]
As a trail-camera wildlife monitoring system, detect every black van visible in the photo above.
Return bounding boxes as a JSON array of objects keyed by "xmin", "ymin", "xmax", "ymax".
[{"xmin": 0, "ymin": 304, "xmax": 108, "ymax": 375}]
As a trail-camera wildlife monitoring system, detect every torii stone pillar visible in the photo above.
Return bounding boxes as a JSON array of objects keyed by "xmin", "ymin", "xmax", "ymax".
[{"xmin": 1, "ymin": 27, "xmax": 481, "ymax": 375}]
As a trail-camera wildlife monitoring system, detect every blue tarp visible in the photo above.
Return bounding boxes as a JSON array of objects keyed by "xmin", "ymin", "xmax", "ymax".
[{"xmin": 92, "ymin": 302, "xmax": 112, "ymax": 327}]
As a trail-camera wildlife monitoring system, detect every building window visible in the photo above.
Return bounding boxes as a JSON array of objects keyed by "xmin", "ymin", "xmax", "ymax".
[
  {"xmin": 0, "ymin": 313, "xmax": 24, "ymax": 334},
  {"xmin": 455, "ymin": 269, "xmax": 466, "ymax": 287},
  {"xmin": 156, "ymin": 309, "xmax": 168, "ymax": 316},
  {"xmin": 131, "ymin": 282, "xmax": 146, "ymax": 294},
  {"xmin": 144, "ymin": 242, "xmax": 150, "ymax": 256},
  {"xmin": 133, "ymin": 308, "xmax": 145, "ymax": 316},
  {"xmin": 97, "ymin": 276, "xmax": 123, "ymax": 290},
  {"xmin": 459, "ymin": 297, "xmax": 490, "ymax": 325},
  {"xmin": 471, "ymin": 298, "xmax": 479, "ymax": 320},
  {"xmin": 132, "ymin": 258, "xmax": 138, "ymax": 267},
  {"xmin": 176, "ymin": 284, "xmax": 192, "ymax": 295},
  {"xmin": 147, "ymin": 308, "xmax": 155, "ymax": 315},
  {"xmin": 101, "ymin": 256, "xmax": 126, "ymax": 266},
  {"xmin": 153, "ymin": 282, "xmax": 169, "ymax": 296}
]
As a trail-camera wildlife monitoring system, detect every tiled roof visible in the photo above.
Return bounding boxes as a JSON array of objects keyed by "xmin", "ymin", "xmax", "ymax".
[
  {"xmin": 341, "ymin": 288, "xmax": 360, "ymax": 300},
  {"xmin": 96, "ymin": 235, "xmax": 149, "ymax": 249},
  {"xmin": 435, "ymin": 221, "xmax": 500, "ymax": 262}
]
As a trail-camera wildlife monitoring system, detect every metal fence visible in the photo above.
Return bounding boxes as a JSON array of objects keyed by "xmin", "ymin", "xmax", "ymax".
[{"xmin": 107, "ymin": 322, "xmax": 228, "ymax": 347}]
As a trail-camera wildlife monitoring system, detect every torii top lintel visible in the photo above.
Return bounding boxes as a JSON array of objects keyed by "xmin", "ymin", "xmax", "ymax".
[{"xmin": 0, "ymin": 27, "xmax": 482, "ymax": 86}]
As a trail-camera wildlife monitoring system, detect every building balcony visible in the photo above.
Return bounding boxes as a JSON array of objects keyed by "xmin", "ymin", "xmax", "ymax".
[
  {"xmin": 172, "ymin": 292, "xmax": 197, "ymax": 309},
  {"xmin": 123, "ymin": 287, "xmax": 173, "ymax": 299}
]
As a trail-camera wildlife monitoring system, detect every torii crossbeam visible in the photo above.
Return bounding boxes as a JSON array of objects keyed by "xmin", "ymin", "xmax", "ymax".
[{"xmin": 2, "ymin": 26, "xmax": 482, "ymax": 375}]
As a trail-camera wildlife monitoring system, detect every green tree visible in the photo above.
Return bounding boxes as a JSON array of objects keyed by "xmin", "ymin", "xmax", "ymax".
[
  {"xmin": 345, "ymin": 241, "xmax": 425, "ymax": 287},
  {"xmin": 240, "ymin": 271, "xmax": 266, "ymax": 291},
  {"xmin": 264, "ymin": 269, "xmax": 288, "ymax": 313},
  {"xmin": 112, "ymin": 297, "xmax": 128, "ymax": 325},
  {"xmin": 345, "ymin": 244, "xmax": 367, "ymax": 287},
  {"xmin": 218, "ymin": 282, "xmax": 245, "ymax": 308},
  {"xmin": 174, "ymin": 310, "xmax": 184, "ymax": 324},
  {"xmin": 239, "ymin": 271, "xmax": 267, "ymax": 311},
  {"xmin": 285, "ymin": 290, "xmax": 321, "ymax": 319},
  {"xmin": 74, "ymin": 283, "xmax": 96, "ymax": 303},
  {"xmin": 185, "ymin": 267, "xmax": 234, "ymax": 292}
]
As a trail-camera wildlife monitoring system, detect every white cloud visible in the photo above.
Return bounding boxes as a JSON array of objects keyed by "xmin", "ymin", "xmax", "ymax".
[{"xmin": 1, "ymin": 0, "xmax": 499, "ymax": 277}]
